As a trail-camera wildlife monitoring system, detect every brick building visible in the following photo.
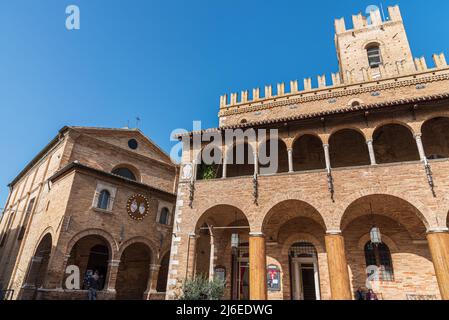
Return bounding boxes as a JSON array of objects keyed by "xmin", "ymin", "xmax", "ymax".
[
  {"xmin": 0, "ymin": 126, "xmax": 178, "ymax": 300},
  {"xmin": 168, "ymin": 6, "xmax": 449, "ymax": 300}
]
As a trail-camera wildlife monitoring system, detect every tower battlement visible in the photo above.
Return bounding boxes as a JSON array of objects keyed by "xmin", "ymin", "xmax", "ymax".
[
  {"xmin": 335, "ymin": 5, "xmax": 402, "ymax": 34},
  {"xmin": 219, "ymin": 52, "xmax": 447, "ymax": 109},
  {"xmin": 219, "ymin": 5, "xmax": 448, "ymax": 111}
]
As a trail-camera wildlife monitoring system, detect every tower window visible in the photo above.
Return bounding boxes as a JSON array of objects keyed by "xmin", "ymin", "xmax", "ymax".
[{"xmin": 367, "ymin": 45, "xmax": 382, "ymax": 68}]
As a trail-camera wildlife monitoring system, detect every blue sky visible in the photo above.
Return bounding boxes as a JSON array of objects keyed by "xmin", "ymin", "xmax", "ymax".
[{"xmin": 0, "ymin": 0, "xmax": 448, "ymax": 206}]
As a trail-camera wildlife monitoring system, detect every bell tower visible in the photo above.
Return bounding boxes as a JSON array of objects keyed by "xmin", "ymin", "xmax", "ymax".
[{"xmin": 334, "ymin": 5, "xmax": 415, "ymax": 83}]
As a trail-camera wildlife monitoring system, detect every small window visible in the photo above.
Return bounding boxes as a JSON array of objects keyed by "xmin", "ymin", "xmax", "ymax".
[
  {"xmin": 25, "ymin": 198, "xmax": 36, "ymax": 216},
  {"xmin": 112, "ymin": 167, "xmax": 137, "ymax": 181},
  {"xmin": 128, "ymin": 139, "xmax": 138, "ymax": 150},
  {"xmin": 364, "ymin": 241, "xmax": 394, "ymax": 281},
  {"xmin": 17, "ymin": 226, "xmax": 26, "ymax": 241},
  {"xmin": 97, "ymin": 190, "xmax": 111, "ymax": 210},
  {"xmin": 159, "ymin": 207, "xmax": 170, "ymax": 225},
  {"xmin": 367, "ymin": 45, "xmax": 382, "ymax": 68},
  {"xmin": 0, "ymin": 232, "xmax": 8, "ymax": 247}
]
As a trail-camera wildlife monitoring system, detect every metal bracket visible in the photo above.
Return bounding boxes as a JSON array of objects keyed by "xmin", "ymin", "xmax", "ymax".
[
  {"xmin": 327, "ymin": 170, "xmax": 335, "ymax": 202},
  {"xmin": 253, "ymin": 174, "xmax": 259, "ymax": 206},
  {"xmin": 189, "ymin": 180, "xmax": 195, "ymax": 208}
]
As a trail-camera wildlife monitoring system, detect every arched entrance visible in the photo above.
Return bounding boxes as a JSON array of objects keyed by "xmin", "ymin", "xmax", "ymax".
[
  {"xmin": 193, "ymin": 205, "xmax": 250, "ymax": 300},
  {"xmin": 116, "ymin": 242, "xmax": 152, "ymax": 300},
  {"xmin": 65, "ymin": 235, "xmax": 110, "ymax": 291},
  {"xmin": 20, "ymin": 233, "xmax": 52, "ymax": 299},
  {"xmin": 289, "ymin": 242, "xmax": 320, "ymax": 300},
  {"xmin": 262, "ymin": 200, "xmax": 328, "ymax": 300},
  {"xmin": 341, "ymin": 194, "xmax": 439, "ymax": 300}
]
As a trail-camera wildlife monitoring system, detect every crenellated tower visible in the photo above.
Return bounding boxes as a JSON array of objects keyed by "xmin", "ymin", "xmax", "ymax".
[{"xmin": 335, "ymin": 5, "xmax": 415, "ymax": 83}]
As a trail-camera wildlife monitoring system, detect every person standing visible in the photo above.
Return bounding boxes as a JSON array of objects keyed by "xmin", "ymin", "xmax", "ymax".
[
  {"xmin": 87, "ymin": 270, "xmax": 100, "ymax": 301},
  {"xmin": 366, "ymin": 289, "xmax": 378, "ymax": 300}
]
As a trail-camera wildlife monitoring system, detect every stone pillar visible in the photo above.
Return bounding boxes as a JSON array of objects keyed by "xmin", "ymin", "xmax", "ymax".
[
  {"xmin": 144, "ymin": 264, "xmax": 161, "ymax": 300},
  {"xmin": 253, "ymin": 152, "xmax": 259, "ymax": 176},
  {"xmin": 249, "ymin": 232, "xmax": 267, "ymax": 300},
  {"xmin": 426, "ymin": 230, "xmax": 449, "ymax": 300},
  {"xmin": 366, "ymin": 139, "xmax": 377, "ymax": 165},
  {"xmin": 186, "ymin": 233, "xmax": 198, "ymax": 279},
  {"xmin": 323, "ymin": 144, "xmax": 331, "ymax": 172},
  {"xmin": 105, "ymin": 259, "xmax": 121, "ymax": 293},
  {"xmin": 287, "ymin": 148, "xmax": 294, "ymax": 173},
  {"xmin": 222, "ymin": 153, "xmax": 227, "ymax": 179},
  {"xmin": 209, "ymin": 233, "xmax": 215, "ymax": 281},
  {"xmin": 325, "ymin": 231, "xmax": 352, "ymax": 300},
  {"xmin": 414, "ymin": 134, "xmax": 427, "ymax": 162}
]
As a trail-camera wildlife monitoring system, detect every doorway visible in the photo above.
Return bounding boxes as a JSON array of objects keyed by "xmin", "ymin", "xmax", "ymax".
[{"xmin": 289, "ymin": 242, "xmax": 320, "ymax": 300}]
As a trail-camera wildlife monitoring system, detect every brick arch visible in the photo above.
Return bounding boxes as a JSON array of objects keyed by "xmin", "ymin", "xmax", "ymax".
[
  {"xmin": 372, "ymin": 120, "xmax": 417, "ymax": 137},
  {"xmin": 32, "ymin": 227, "xmax": 55, "ymax": 255},
  {"xmin": 192, "ymin": 203, "xmax": 251, "ymax": 234},
  {"xmin": 118, "ymin": 236, "xmax": 157, "ymax": 264},
  {"xmin": 259, "ymin": 198, "xmax": 328, "ymax": 232},
  {"xmin": 292, "ymin": 132, "xmax": 324, "ymax": 146},
  {"xmin": 281, "ymin": 233, "xmax": 325, "ymax": 255},
  {"xmin": 335, "ymin": 191, "xmax": 432, "ymax": 232},
  {"xmin": 66, "ymin": 228, "xmax": 118, "ymax": 260},
  {"xmin": 419, "ymin": 113, "xmax": 449, "ymax": 131},
  {"xmin": 328, "ymin": 126, "xmax": 368, "ymax": 141}
]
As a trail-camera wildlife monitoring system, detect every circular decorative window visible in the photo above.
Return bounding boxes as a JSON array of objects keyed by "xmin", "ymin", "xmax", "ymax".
[
  {"xmin": 126, "ymin": 194, "xmax": 149, "ymax": 221},
  {"xmin": 128, "ymin": 139, "xmax": 138, "ymax": 150}
]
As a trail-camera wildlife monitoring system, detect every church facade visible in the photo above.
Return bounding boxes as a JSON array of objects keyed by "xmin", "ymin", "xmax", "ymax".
[
  {"xmin": 0, "ymin": 126, "xmax": 177, "ymax": 300},
  {"xmin": 167, "ymin": 5, "xmax": 449, "ymax": 300}
]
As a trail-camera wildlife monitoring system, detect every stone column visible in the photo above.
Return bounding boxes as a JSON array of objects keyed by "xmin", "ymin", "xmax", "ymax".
[
  {"xmin": 249, "ymin": 232, "xmax": 267, "ymax": 300},
  {"xmin": 253, "ymin": 152, "xmax": 259, "ymax": 176},
  {"xmin": 323, "ymin": 144, "xmax": 331, "ymax": 172},
  {"xmin": 144, "ymin": 264, "xmax": 161, "ymax": 300},
  {"xmin": 325, "ymin": 231, "xmax": 352, "ymax": 300},
  {"xmin": 209, "ymin": 233, "xmax": 215, "ymax": 281},
  {"xmin": 366, "ymin": 139, "xmax": 377, "ymax": 165},
  {"xmin": 105, "ymin": 259, "xmax": 121, "ymax": 294},
  {"xmin": 186, "ymin": 233, "xmax": 198, "ymax": 279},
  {"xmin": 414, "ymin": 134, "xmax": 427, "ymax": 162},
  {"xmin": 222, "ymin": 152, "xmax": 227, "ymax": 179},
  {"xmin": 426, "ymin": 229, "xmax": 449, "ymax": 300},
  {"xmin": 287, "ymin": 148, "xmax": 294, "ymax": 173}
]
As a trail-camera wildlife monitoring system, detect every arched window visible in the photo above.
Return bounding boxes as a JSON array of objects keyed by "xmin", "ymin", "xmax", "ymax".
[
  {"xmin": 112, "ymin": 167, "xmax": 137, "ymax": 181},
  {"xmin": 97, "ymin": 190, "xmax": 110, "ymax": 210},
  {"xmin": 364, "ymin": 241, "xmax": 394, "ymax": 281},
  {"xmin": 159, "ymin": 207, "xmax": 170, "ymax": 225},
  {"xmin": 367, "ymin": 44, "xmax": 382, "ymax": 68}
]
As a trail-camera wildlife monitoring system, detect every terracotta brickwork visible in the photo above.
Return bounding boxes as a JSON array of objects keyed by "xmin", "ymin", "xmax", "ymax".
[
  {"xmin": 168, "ymin": 5, "xmax": 449, "ymax": 301},
  {"xmin": 0, "ymin": 127, "xmax": 177, "ymax": 300}
]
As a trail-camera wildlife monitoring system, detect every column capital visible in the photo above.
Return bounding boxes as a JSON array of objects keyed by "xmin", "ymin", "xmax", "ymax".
[
  {"xmin": 414, "ymin": 133, "xmax": 423, "ymax": 139},
  {"xmin": 366, "ymin": 139, "xmax": 373, "ymax": 144},
  {"xmin": 249, "ymin": 232, "xmax": 265, "ymax": 237},
  {"xmin": 326, "ymin": 229, "xmax": 342, "ymax": 235},
  {"xmin": 150, "ymin": 264, "xmax": 161, "ymax": 271},
  {"xmin": 427, "ymin": 227, "xmax": 449, "ymax": 234},
  {"xmin": 108, "ymin": 259, "xmax": 121, "ymax": 267},
  {"xmin": 323, "ymin": 143, "xmax": 330, "ymax": 148}
]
